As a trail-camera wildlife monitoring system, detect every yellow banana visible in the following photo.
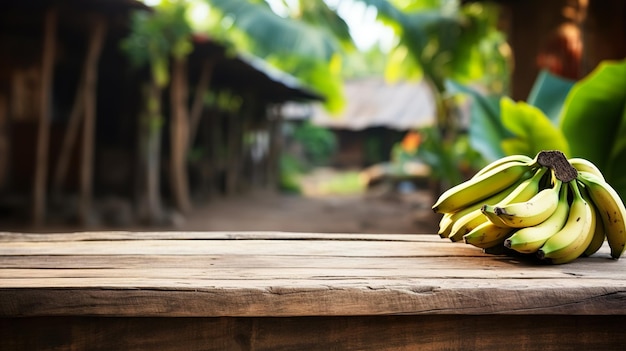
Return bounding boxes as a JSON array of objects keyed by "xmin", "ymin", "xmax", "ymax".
[
  {"xmin": 537, "ymin": 181, "xmax": 594, "ymax": 264},
  {"xmin": 546, "ymin": 186, "xmax": 597, "ymax": 264},
  {"xmin": 448, "ymin": 208, "xmax": 489, "ymax": 242},
  {"xmin": 448, "ymin": 171, "xmax": 542, "ymax": 242},
  {"xmin": 577, "ymin": 171, "xmax": 626, "ymax": 259},
  {"xmin": 443, "ymin": 177, "xmax": 528, "ymax": 240},
  {"xmin": 483, "ymin": 176, "xmax": 562, "ymax": 228},
  {"xmin": 505, "ymin": 183, "xmax": 569, "ymax": 254},
  {"xmin": 432, "ymin": 161, "xmax": 533, "ymax": 214},
  {"xmin": 582, "ymin": 185, "xmax": 606, "ymax": 257},
  {"xmin": 438, "ymin": 213, "xmax": 454, "ymax": 238},
  {"xmin": 568, "ymin": 158, "xmax": 605, "ymax": 181},
  {"xmin": 463, "ymin": 221, "xmax": 513, "ymax": 249},
  {"xmin": 480, "ymin": 167, "xmax": 549, "ymax": 227},
  {"xmin": 472, "ymin": 155, "xmax": 534, "ymax": 179}
]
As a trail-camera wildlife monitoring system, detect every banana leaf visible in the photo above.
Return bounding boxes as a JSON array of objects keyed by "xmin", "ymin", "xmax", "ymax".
[
  {"xmin": 207, "ymin": 0, "xmax": 341, "ymax": 60},
  {"xmin": 561, "ymin": 59, "xmax": 626, "ymax": 199},
  {"xmin": 527, "ymin": 70, "xmax": 575, "ymax": 123},
  {"xmin": 500, "ymin": 97, "xmax": 569, "ymax": 157}
]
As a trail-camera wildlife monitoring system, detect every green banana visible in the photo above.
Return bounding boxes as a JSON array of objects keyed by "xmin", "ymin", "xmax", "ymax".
[
  {"xmin": 432, "ymin": 161, "xmax": 533, "ymax": 214},
  {"xmin": 505, "ymin": 183, "xmax": 570, "ymax": 254},
  {"xmin": 472, "ymin": 155, "xmax": 534, "ymax": 179},
  {"xmin": 463, "ymin": 221, "xmax": 513, "ymax": 249},
  {"xmin": 537, "ymin": 181, "xmax": 594, "ymax": 264},
  {"xmin": 568, "ymin": 158, "xmax": 605, "ymax": 181},
  {"xmin": 483, "ymin": 175, "xmax": 561, "ymax": 228},
  {"xmin": 577, "ymin": 171, "xmax": 626, "ymax": 259}
]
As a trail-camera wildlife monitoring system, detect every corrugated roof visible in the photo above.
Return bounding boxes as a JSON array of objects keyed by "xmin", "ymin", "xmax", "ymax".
[{"xmin": 311, "ymin": 77, "xmax": 436, "ymax": 130}]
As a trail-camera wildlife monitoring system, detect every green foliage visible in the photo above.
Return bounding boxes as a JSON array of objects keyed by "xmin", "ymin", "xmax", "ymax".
[
  {"xmin": 297, "ymin": 0, "xmax": 356, "ymax": 51},
  {"xmin": 362, "ymin": 0, "xmax": 510, "ymax": 93},
  {"xmin": 121, "ymin": 0, "xmax": 193, "ymax": 86},
  {"xmin": 316, "ymin": 172, "xmax": 366, "ymax": 195},
  {"xmin": 415, "ymin": 127, "xmax": 482, "ymax": 187},
  {"xmin": 446, "ymin": 80, "xmax": 508, "ymax": 161},
  {"xmin": 450, "ymin": 69, "xmax": 575, "ymax": 163},
  {"xmin": 527, "ymin": 70, "xmax": 575, "ymax": 122},
  {"xmin": 561, "ymin": 60, "xmax": 626, "ymax": 174},
  {"xmin": 291, "ymin": 121, "xmax": 337, "ymax": 167},
  {"xmin": 460, "ymin": 59, "xmax": 626, "ymax": 199},
  {"xmin": 561, "ymin": 59, "xmax": 626, "ymax": 198},
  {"xmin": 342, "ymin": 45, "xmax": 388, "ymax": 79},
  {"xmin": 499, "ymin": 98, "xmax": 569, "ymax": 157},
  {"xmin": 206, "ymin": 0, "xmax": 346, "ymax": 112},
  {"xmin": 279, "ymin": 154, "xmax": 304, "ymax": 193},
  {"xmin": 269, "ymin": 54, "xmax": 345, "ymax": 113}
]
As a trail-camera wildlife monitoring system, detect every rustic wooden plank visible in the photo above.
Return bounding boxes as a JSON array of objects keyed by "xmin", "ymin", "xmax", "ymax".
[
  {"xmin": 0, "ymin": 239, "xmax": 488, "ymax": 257},
  {"xmin": 2, "ymin": 315, "xmax": 626, "ymax": 351},
  {"xmin": 0, "ymin": 251, "xmax": 615, "ymax": 271},
  {"xmin": 0, "ymin": 257, "xmax": 621, "ymax": 279},
  {"xmin": 1, "ymin": 232, "xmax": 625, "ymax": 318},
  {"xmin": 0, "ymin": 231, "xmax": 435, "ymax": 242},
  {"xmin": 1, "ymin": 280, "xmax": 625, "ymax": 316}
]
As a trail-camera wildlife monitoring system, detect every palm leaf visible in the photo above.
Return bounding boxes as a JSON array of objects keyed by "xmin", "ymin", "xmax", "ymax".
[{"xmin": 207, "ymin": 0, "xmax": 341, "ymax": 60}]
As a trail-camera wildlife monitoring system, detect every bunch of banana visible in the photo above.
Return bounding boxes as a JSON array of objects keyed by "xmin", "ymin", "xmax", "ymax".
[{"xmin": 432, "ymin": 150, "xmax": 626, "ymax": 264}]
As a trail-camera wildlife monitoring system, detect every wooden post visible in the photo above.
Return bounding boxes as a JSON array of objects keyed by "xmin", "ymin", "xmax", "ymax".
[
  {"xmin": 79, "ymin": 16, "xmax": 107, "ymax": 225},
  {"xmin": 33, "ymin": 8, "xmax": 57, "ymax": 226},
  {"xmin": 266, "ymin": 105, "xmax": 282, "ymax": 190},
  {"xmin": 169, "ymin": 57, "xmax": 192, "ymax": 213},
  {"xmin": 0, "ymin": 95, "xmax": 8, "ymax": 191},
  {"xmin": 209, "ymin": 107, "xmax": 222, "ymax": 197},
  {"xmin": 52, "ymin": 81, "xmax": 84, "ymax": 196},
  {"xmin": 225, "ymin": 111, "xmax": 241, "ymax": 195},
  {"xmin": 582, "ymin": 0, "xmax": 626, "ymax": 74}
]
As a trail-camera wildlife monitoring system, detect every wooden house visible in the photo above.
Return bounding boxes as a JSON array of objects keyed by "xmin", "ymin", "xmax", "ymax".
[
  {"xmin": 309, "ymin": 77, "xmax": 435, "ymax": 168},
  {"xmin": 0, "ymin": 0, "xmax": 323, "ymax": 229}
]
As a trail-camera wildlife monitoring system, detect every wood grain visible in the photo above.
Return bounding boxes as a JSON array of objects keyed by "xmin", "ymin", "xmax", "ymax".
[
  {"xmin": 2, "ymin": 231, "xmax": 626, "ymax": 350},
  {"xmin": 1, "ymin": 231, "xmax": 625, "ymax": 318},
  {"xmin": 2, "ymin": 315, "xmax": 626, "ymax": 351}
]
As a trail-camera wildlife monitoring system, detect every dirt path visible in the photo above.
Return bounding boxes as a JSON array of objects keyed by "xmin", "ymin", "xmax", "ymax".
[
  {"xmin": 180, "ymin": 188, "xmax": 439, "ymax": 234},
  {"xmin": 1, "ymin": 171, "xmax": 440, "ymax": 235}
]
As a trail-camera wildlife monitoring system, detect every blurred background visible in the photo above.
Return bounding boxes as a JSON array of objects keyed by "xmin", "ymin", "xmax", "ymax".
[{"xmin": 0, "ymin": 0, "xmax": 624, "ymax": 234}]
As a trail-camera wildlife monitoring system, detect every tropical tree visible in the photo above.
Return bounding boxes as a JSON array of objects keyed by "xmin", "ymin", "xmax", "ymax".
[
  {"xmin": 355, "ymin": 0, "xmax": 511, "ymax": 187},
  {"xmin": 204, "ymin": 0, "xmax": 509, "ymax": 189},
  {"xmin": 205, "ymin": 0, "xmax": 353, "ymax": 113},
  {"xmin": 122, "ymin": 0, "xmax": 194, "ymax": 222}
]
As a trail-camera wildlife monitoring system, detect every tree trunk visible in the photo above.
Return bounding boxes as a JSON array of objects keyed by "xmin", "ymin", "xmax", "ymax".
[
  {"xmin": 136, "ymin": 81, "xmax": 164, "ymax": 225},
  {"xmin": 169, "ymin": 57, "xmax": 192, "ymax": 213},
  {"xmin": 79, "ymin": 16, "xmax": 107, "ymax": 225},
  {"xmin": 188, "ymin": 58, "xmax": 214, "ymax": 149},
  {"xmin": 33, "ymin": 8, "xmax": 57, "ymax": 226}
]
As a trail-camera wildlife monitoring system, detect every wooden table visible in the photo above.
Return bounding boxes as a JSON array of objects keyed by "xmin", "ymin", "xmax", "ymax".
[{"xmin": 1, "ymin": 231, "xmax": 626, "ymax": 350}]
